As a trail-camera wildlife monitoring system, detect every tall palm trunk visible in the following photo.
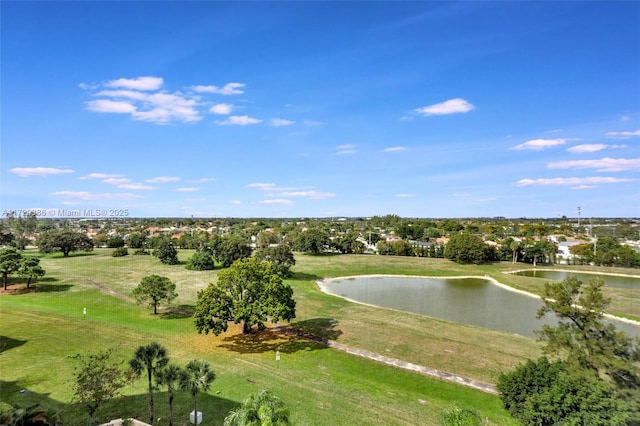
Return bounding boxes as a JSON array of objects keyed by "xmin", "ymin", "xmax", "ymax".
[{"xmin": 148, "ymin": 366, "xmax": 154, "ymax": 424}]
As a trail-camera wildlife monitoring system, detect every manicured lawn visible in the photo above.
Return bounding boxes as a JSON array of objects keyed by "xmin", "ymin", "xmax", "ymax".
[{"xmin": 2, "ymin": 249, "xmax": 637, "ymax": 425}]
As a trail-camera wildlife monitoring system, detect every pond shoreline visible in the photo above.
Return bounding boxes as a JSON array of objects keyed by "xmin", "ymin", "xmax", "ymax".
[{"xmin": 317, "ymin": 274, "xmax": 640, "ymax": 328}]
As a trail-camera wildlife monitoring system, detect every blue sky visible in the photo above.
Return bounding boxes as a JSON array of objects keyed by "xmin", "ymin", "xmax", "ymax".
[{"xmin": 2, "ymin": 1, "xmax": 639, "ymax": 218}]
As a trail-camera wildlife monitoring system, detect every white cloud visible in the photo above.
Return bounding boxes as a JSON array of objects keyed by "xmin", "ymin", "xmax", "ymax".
[
  {"xmin": 548, "ymin": 158, "xmax": 640, "ymax": 172},
  {"xmin": 303, "ymin": 119, "xmax": 324, "ymax": 127},
  {"xmin": 209, "ymin": 103, "xmax": 234, "ymax": 115},
  {"xmin": 414, "ymin": 98, "xmax": 474, "ymax": 116},
  {"xmin": 514, "ymin": 176, "xmax": 634, "ymax": 187},
  {"xmin": 566, "ymin": 144, "xmax": 608, "ymax": 153},
  {"xmin": 173, "ymin": 187, "xmax": 199, "ymax": 192},
  {"xmin": 86, "ymin": 79, "xmax": 201, "ymax": 124},
  {"xmin": 280, "ymin": 191, "xmax": 336, "ymax": 199},
  {"xmin": 335, "ymin": 144, "xmax": 357, "ymax": 155},
  {"xmin": 259, "ymin": 199, "xmax": 294, "ymax": 205},
  {"xmin": 510, "ymin": 138, "xmax": 572, "ymax": 151},
  {"xmin": 395, "ymin": 193, "xmax": 415, "ymax": 198},
  {"xmin": 80, "ymin": 173, "xmax": 124, "ymax": 180},
  {"xmin": 10, "ymin": 167, "xmax": 74, "ymax": 177},
  {"xmin": 53, "ymin": 191, "xmax": 143, "ymax": 200},
  {"xmin": 231, "ymin": 200, "xmax": 242, "ymax": 205},
  {"xmin": 191, "ymin": 177, "xmax": 217, "ymax": 183},
  {"xmin": 106, "ymin": 76, "xmax": 163, "ymax": 91},
  {"xmin": 191, "ymin": 82, "xmax": 245, "ymax": 95},
  {"xmin": 248, "ymin": 183, "xmax": 276, "ymax": 190},
  {"xmin": 103, "ymin": 178, "xmax": 132, "ymax": 185},
  {"xmin": 384, "ymin": 146, "xmax": 407, "ymax": 152},
  {"xmin": 270, "ymin": 118, "xmax": 295, "ymax": 127},
  {"xmin": 215, "ymin": 115, "xmax": 262, "ymax": 126},
  {"xmin": 118, "ymin": 183, "xmax": 155, "ymax": 190},
  {"xmin": 605, "ymin": 129, "xmax": 640, "ymax": 138},
  {"xmin": 146, "ymin": 176, "xmax": 180, "ymax": 183},
  {"xmin": 86, "ymin": 99, "xmax": 137, "ymax": 114}
]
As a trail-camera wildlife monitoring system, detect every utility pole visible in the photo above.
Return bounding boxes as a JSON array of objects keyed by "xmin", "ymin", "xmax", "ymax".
[{"xmin": 577, "ymin": 206, "xmax": 581, "ymax": 228}]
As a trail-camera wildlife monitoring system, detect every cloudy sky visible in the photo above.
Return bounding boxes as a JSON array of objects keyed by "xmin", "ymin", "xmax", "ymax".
[{"xmin": 2, "ymin": 1, "xmax": 639, "ymax": 218}]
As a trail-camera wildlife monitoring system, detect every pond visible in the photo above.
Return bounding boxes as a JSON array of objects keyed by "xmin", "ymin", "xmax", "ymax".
[
  {"xmin": 509, "ymin": 269, "xmax": 640, "ymax": 289},
  {"xmin": 319, "ymin": 275, "xmax": 640, "ymax": 338}
]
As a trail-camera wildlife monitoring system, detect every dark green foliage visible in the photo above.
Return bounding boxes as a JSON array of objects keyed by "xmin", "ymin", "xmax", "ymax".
[
  {"xmin": 224, "ymin": 389, "xmax": 290, "ymax": 426},
  {"xmin": 536, "ymin": 276, "xmax": 640, "ymax": 384},
  {"xmin": 178, "ymin": 360, "xmax": 215, "ymax": 426},
  {"xmin": 0, "ymin": 403, "xmax": 61, "ymax": 426},
  {"xmin": 210, "ymin": 234, "xmax": 252, "ymax": 267},
  {"xmin": 155, "ymin": 363, "xmax": 183, "ymax": 426},
  {"xmin": 126, "ymin": 233, "xmax": 147, "ymax": 249},
  {"xmin": 132, "ymin": 275, "xmax": 178, "ymax": 314},
  {"xmin": 444, "ymin": 233, "xmax": 495, "ymax": 264},
  {"xmin": 293, "ymin": 228, "xmax": 329, "ymax": 255},
  {"xmin": 332, "ymin": 233, "xmax": 366, "ymax": 254},
  {"xmin": 133, "ymin": 248, "xmax": 151, "ymax": 255},
  {"xmin": 106, "ymin": 236, "xmax": 125, "ymax": 248},
  {"xmin": 0, "ymin": 247, "xmax": 23, "ymax": 290},
  {"xmin": 36, "ymin": 229, "xmax": 94, "ymax": 257},
  {"xmin": 130, "ymin": 342, "xmax": 170, "ymax": 425},
  {"xmin": 18, "ymin": 256, "xmax": 45, "ymax": 288},
  {"xmin": 194, "ymin": 257, "xmax": 296, "ymax": 335},
  {"xmin": 497, "ymin": 357, "xmax": 633, "ymax": 425},
  {"xmin": 254, "ymin": 244, "xmax": 296, "ymax": 277},
  {"xmin": 186, "ymin": 251, "xmax": 215, "ymax": 271},
  {"xmin": 377, "ymin": 239, "xmax": 414, "ymax": 256},
  {"xmin": 71, "ymin": 349, "xmax": 131, "ymax": 422},
  {"xmin": 152, "ymin": 238, "xmax": 179, "ymax": 265},
  {"xmin": 111, "ymin": 247, "xmax": 129, "ymax": 257}
]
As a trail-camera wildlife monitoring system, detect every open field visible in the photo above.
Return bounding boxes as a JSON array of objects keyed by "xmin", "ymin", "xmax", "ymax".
[{"xmin": 1, "ymin": 249, "xmax": 638, "ymax": 425}]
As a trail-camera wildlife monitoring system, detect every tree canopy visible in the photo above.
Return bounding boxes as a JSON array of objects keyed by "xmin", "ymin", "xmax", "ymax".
[
  {"xmin": 444, "ymin": 233, "xmax": 495, "ymax": 264},
  {"xmin": 254, "ymin": 244, "xmax": 296, "ymax": 278},
  {"xmin": 36, "ymin": 229, "xmax": 94, "ymax": 257},
  {"xmin": 194, "ymin": 257, "xmax": 296, "ymax": 335},
  {"xmin": 152, "ymin": 238, "xmax": 179, "ymax": 265},
  {"xmin": 210, "ymin": 234, "xmax": 253, "ymax": 267},
  {"xmin": 133, "ymin": 275, "xmax": 178, "ymax": 314}
]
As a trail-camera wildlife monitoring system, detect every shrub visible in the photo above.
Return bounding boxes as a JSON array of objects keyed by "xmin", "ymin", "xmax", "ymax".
[{"xmin": 112, "ymin": 247, "xmax": 129, "ymax": 257}]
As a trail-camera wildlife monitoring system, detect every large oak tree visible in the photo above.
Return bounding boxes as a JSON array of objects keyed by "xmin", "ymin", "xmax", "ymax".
[{"xmin": 194, "ymin": 257, "xmax": 296, "ymax": 335}]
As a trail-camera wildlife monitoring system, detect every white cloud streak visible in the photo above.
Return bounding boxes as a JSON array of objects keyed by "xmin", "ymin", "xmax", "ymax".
[
  {"xmin": 566, "ymin": 144, "xmax": 626, "ymax": 153},
  {"xmin": 259, "ymin": 199, "xmax": 293, "ymax": 205},
  {"xmin": 384, "ymin": 146, "xmax": 407, "ymax": 152},
  {"xmin": 270, "ymin": 118, "xmax": 295, "ymax": 127},
  {"xmin": 106, "ymin": 76, "xmax": 163, "ymax": 91},
  {"xmin": 80, "ymin": 173, "xmax": 125, "ymax": 180},
  {"xmin": 53, "ymin": 191, "xmax": 143, "ymax": 200},
  {"xmin": 215, "ymin": 115, "xmax": 262, "ymax": 126},
  {"xmin": 10, "ymin": 167, "xmax": 75, "ymax": 177},
  {"xmin": 514, "ymin": 176, "xmax": 634, "ymax": 187},
  {"xmin": 191, "ymin": 82, "xmax": 245, "ymax": 95},
  {"xmin": 605, "ymin": 129, "xmax": 640, "ymax": 138},
  {"xmin": 510, "ymin": 138, "xmax": 572, "ymax": 151},
  {"xmin": 548, "ymin": 158, "xmax": 640, "ymax": 172},
  {"xmin": 335, "ymin": 144, "xmax": 357, "ymax": 155},
  {"xmin": 414, "ymin": 98, "xmax": 474, "ymax": 116},
  {"xmin": 173, "ymin": 187, "xmax": 199, "ymax": 192},
  {"xmin": 146, "ymin": 176, "xmax": 180, "ymax": 183},
  {"xmin": 280, "ymin": 191, "xmax": 336, "ymax": 199},
  {"xmin": 395, "ymin": 193, "xmax": 415, "ymax": 198}
]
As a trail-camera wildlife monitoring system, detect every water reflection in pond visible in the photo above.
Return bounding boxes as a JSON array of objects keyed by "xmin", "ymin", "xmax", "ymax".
[
  {"xmin": 510, "ymin": 270, "xmax": 640, "ymax": 289},
  {"xmin": 319, "ymin": 275, "xmax": 640, "ymax": 338}
]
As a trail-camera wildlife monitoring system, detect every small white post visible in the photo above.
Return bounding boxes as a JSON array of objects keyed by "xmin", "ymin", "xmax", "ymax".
[{"xmin": 276, "ymin": 350, "xmax": 281, "ymax": 368}]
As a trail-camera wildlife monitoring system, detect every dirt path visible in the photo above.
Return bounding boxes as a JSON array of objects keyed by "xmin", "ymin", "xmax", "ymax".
[{"xmin": 274, "ymin": 325, "xmax": 498, "ymax": 395}]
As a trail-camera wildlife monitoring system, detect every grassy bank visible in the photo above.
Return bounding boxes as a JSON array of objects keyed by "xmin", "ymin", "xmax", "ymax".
[{"xmin": 1, "ymin": 249, "xmax": 637, "ymax": 425}]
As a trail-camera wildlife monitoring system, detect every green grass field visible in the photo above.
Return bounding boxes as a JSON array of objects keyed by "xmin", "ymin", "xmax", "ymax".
[{"xmin": 1, "ymin": 249, "xmax": 638, "ymax": 425}]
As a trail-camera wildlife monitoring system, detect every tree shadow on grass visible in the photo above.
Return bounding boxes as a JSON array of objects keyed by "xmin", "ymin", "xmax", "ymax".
[
  {"xmin": 3, "ymin": 279, "xmax": 73, "ymax": 295},
  {"xmin": 0, "ymin": 336, "xmax": 27, "ymax": 353},
  {"xmin": 62, "ymin": 386, "xmax": 240, "ymax": 426},
  {"xmin": 219, "ymin": 326, "xmax": 328, "ymax": 355},
  {"xmin": 288, "ymin": 271, "xmax": 322, "ymax": 281},
  {"xmin": 159, "ymin": 304, "xmax": 194, "ymax": 319},
  {"xmin": 290, "ymin": 318, "xmax": 343, "ymax": 342}
]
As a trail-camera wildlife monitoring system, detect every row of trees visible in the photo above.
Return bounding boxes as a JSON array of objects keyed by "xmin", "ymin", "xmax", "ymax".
[
  {"xmin": 496, "ymin": 276, "xmax": 640, "ymax": 424},
  {"xmin": 570, "ymin": 236, "xmax": 640, "ymax": 267},
  {"xmin": 72, "ymin": 342, "xmax": 289, "ymax": 425}
]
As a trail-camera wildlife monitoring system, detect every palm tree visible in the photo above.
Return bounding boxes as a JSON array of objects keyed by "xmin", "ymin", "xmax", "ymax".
[
  {"xmin": 179, "ymin": 360, "xmax": 215, "ymax": 426},
  {"xmin": 155, "ymin": 363, "xmax": 183, "ymax": 426},
  {"xmin": 224, "ymin": 388, "xmax": 290, "ymax": 426},
  {"xmin": 129, "ymin": 342, "xmax": 169, "ymax": 425}
]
